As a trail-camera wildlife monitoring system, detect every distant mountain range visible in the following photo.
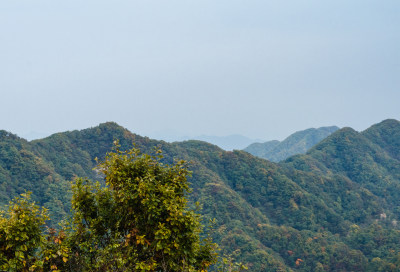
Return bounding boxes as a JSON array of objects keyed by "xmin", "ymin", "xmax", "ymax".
[
  {"xmin": 1, "ymin": 119, "xmax": 400, "ymax": 270},
  {"xmin": 149, "ymin": 132, "xmax": 263, "ymax": 151},
  {"xmin": 244, "ymin": 126, "xmax": 339, "ymax": 162},
  {"xmin": 188, "ymin": 134, "xmax": 265, "ymax": 151}
]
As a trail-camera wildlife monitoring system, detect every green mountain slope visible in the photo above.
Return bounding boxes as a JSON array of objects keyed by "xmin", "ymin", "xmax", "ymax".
[
  {"xmin": 282, "ymin": 120, "xmax": 400, "ymax": 269},
  {"xmin": 0, "ymin": 131, "xmax": 70, "ymax": 223},
  {"xmin": 244, "ymin": 126, "xmax": 339, "ymax": 162},
  {"xmin": 242, "ymin": 140, "xmax": 280, "ymax": 159},
  {"xmin": 362, "ymin": 119, "xmax": 400, "ymax": 161},
  {"xmin": 1, "ymin": 120, "xmax": 400, "ymax": 271},
  {"xmin": 285, "ymin": 123, "xmax": 400, "ymax": 218}
]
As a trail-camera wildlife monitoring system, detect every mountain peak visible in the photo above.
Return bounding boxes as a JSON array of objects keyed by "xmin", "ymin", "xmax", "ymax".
[
  {"xmin": 96, "ymin": 121, "xmax": 126, "ymax": 130},
  {"xmin": 363, "ymin": 119, "xmax": 400, "ymax": 133},
  {"xmin": 311, "ymin": 126, "xmax": 362, "ymax": 152},
  {"xmin": 362, "ymin": 118, "xmax": 400, "ymax": 161},
  {"xmin": 0, "ymin": 130, "xmax": 24, "ymax": 141}
]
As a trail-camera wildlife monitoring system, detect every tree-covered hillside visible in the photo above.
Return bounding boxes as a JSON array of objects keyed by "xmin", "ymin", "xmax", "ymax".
[
  {"xmin": 0, "ymin": 131, "xmax": 70, "ymax": 223},
  {"xmin": 1, "ymin": 120, "xmax": 400, "ymax": 271},
  {"xmin": 244, "ymin": 126, "xmax": 339, "ymax": 162}
]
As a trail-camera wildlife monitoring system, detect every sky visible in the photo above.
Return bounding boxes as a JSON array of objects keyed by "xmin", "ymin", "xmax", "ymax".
[{"xmin": 1, "ymin": 0, "xmax": 399, "ymax": 142}]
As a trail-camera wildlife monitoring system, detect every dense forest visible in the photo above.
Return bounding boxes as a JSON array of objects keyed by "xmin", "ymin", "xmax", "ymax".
[{"xmin": 1, "ymin": 119, "xmax": 400, "ymax": 271}]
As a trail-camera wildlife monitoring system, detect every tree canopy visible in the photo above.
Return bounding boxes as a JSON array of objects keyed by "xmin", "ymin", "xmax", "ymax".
[
  {"xmin": 0, "ymin": 144, "xmax": 223, "ymax": 271},
  {"xmin": 66, "ymin": 143, "xmax": 218, "ymax": 271}
]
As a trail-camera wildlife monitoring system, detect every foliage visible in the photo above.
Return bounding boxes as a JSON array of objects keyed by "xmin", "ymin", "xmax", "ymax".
[
  {"xmin": 0, "ymin": 192, "xmax": 48, "ymax": 271},
  {"xmin": 64, "ymin": 143, "xmax": 218, "ymax": 271},
  {"xmin": 1, "ymin": 144, "xmax": 224, "ymax": 271}
]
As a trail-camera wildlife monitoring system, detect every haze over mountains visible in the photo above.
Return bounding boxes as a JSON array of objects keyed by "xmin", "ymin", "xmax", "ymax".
[
  {"xmin": 16, "ymin": 125, "xmax": 341, "ymax": 154},
  {"xmin": 244, "ymin": 126, "xmax": 340, "ymax": 162},
  {"xmin": 145, "ymin": 131, "xmax": 262, "ymax": 151},
  {"xmin": 149, "ymin": 126, "xmax": 339, "ymax": 153},
  {"xmin": 1, "ymin": 119, "xmax": 400, "ymax": 271}
]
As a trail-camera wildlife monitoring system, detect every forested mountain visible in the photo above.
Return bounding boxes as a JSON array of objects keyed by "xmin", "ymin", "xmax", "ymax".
[
  {"xmin": 1, "ymin": 120, "xmax": 400, "ymax": 271},
  {"xmin": 0, "ymin": 131, "xmax": 71, "ymax": 223},
  {"xmin": 244, "ymin": 126, "xmax": 339, "ymax": 162}
]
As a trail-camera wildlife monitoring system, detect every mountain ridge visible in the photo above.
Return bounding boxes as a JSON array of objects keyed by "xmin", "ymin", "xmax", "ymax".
[
  {"xmin": 1, "ymin": 119, "xmax": 400, "ymax": 271},
  {"xmin": 244, "ymin": 126, "xmax": 339, "ymax": 162}
]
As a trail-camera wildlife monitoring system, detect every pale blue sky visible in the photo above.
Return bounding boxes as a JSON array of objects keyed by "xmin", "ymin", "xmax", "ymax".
[{"xmin": 1, "ymin": 0, "xmax": 399, "ymax": 141}]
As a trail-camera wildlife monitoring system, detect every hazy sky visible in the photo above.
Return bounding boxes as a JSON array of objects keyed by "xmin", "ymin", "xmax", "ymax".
[{"xmin": 1, "ymin": 0, "xmax": 399, "ymax": 141}]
